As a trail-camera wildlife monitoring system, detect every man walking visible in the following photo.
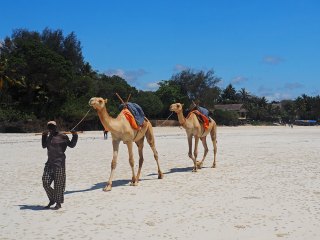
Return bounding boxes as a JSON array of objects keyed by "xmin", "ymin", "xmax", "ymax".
[{"xmin": 42, "ymin": 121, "xmax": 78, "ymax": 210}]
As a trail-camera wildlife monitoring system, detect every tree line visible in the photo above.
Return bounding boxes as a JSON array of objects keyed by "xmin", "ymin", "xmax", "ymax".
[{"xmin": 1, "ymin": 28, "xmax": 319, "ymax": 131}]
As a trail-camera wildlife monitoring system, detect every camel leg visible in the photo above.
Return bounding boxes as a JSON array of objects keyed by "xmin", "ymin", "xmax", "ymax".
[
  {"xmin": 104, "ymin": 140, "xmax": 120, "ymax": 191},
  {"xmin": 210, "ymin": 123, "xmax": 217, "ymax": 168},
  {"xmin": 135, "ymin": 137, "xmax": 145, "ymax": 183},
  {"xmin": 146, "ymin": 124, "xmax": 163, "ymax": 179},
  {"xmin": 187, "ymin": 135, "xmax": 197, "ymax": 172},
  {"xmin": 127, "ymin": 142, "xmax": 138, "ymax": 186},
  {"xmin": 193, "ymin": 136, "xmax": 200, "ymax": 171},
  {"xmin": 198, "ymin": 137, "xmax": 209, "ymax": 169}
]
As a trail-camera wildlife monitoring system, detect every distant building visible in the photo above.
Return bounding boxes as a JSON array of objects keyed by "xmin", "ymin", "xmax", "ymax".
[{"xmin": 213, "ymin": 104, "xmax": 248, "ymax": 119}]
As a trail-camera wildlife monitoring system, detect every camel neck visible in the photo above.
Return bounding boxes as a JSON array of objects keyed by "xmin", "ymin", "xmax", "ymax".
[
  {"xmin": 176, "ymin": 110, "xmax": 188, "ymax": 128},
  {"xmin": 97, "ymin": 107, "xmax": 116, "ymax": 132}
]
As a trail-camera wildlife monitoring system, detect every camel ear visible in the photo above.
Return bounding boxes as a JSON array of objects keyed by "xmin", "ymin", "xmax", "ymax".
[
  {"xmin": 181, "ymin": 104, "xmax": 184, "ymax": 107},
  {"xmin": 104, "ymin": 99, "xmax": 108, "ymax": 104}
]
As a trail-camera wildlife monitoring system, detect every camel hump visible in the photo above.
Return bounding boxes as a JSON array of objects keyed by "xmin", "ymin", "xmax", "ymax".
[
  {"xmin": 119, "ymin": 102, "xmax": 145, "ymax": 126},
  {"xmin": 196, "ymin": 106, "xmax": 210, "ymax": 119},
  {"xmin": 188, "ymin": 110, "xmax": 210, "ymax": 131}
]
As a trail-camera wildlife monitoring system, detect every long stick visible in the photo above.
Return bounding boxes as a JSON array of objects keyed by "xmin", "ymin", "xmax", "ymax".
[
  {"xmin": 126, "ymin": 93, "xmax": 131, "ymax": 103},
  {"xmin": 115, "ymin": 92, "xmax": 126, "ymax": 105}
]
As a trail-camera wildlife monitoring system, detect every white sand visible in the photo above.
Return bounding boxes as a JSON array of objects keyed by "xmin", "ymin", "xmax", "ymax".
[{"xmin": 1, "ymin": 126, "xmax": 320, "ymax": 240}]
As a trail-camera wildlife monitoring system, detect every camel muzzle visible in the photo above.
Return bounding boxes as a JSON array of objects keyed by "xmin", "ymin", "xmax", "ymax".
[{"xmin": 88, "ymin": 98, "xmax": 94, "ymax": 106}]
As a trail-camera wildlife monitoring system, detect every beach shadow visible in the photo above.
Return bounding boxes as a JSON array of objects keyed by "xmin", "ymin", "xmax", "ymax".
[
  {"xmin": 18, "ymin": 205, "xmax": 47, "ymax": 211},
  {"xmin": 165, "ymin": 167, "xmax": 193, "ymax": 174},
  {"xmin": 146, "ymin": 167, "xmax": 194, "ymax": 176},
  {"xmin": 65, "ymin": 179, "xmax": 135, "ymax": 194}
]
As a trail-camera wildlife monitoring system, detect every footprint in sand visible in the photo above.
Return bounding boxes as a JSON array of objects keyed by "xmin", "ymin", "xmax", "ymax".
[
  {"xmin": 276, "ymin": 233, "xmax": 289, "ymax": 237},
  {"xmin": 234, "ymin": 225, "xmax": 246, "ymax": 229}
]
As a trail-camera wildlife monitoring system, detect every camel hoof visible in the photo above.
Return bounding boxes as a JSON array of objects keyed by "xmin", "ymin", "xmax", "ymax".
[
  {"xmin": 211, "ymin": 164, "xmax": 216, "ymax": 168},
  {"xmin": 158, "ymin": 172, "xmax": 164, "ymax": 179},
  {"xmin": 130, "ymin": 182, "xmax": 138, "ymax": 186},
  {"xmin": 196, "ymin": 161, "xmax": 203, "ymax": 169},
  {"xmin": 103, "ymin": 186, "xmax": 112, "ymax": 192},
  {"xmin": 192, "ymin": 169, "xmax": 198, "ymax": 172}
]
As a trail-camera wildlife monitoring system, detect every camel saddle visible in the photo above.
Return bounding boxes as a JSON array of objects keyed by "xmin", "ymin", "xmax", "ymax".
[
  {"xmin": 119, "ymin": 102, "xmax": 147, "ymax": 130},
  {"xmin": 187, "ymin": 107, "xmax": 210, "ymax": 130}
]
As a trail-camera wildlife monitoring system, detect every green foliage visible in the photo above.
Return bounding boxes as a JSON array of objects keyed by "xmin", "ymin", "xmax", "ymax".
[
  {"xmin": 169, "ymin": 69, "xmax": 221, "ymax": 106},
  {"xmin": 220, "ymin": 84, "xmax": 238, "ymax": 103},
  {"xmin": 156, "ymin": 80, "xmax": 187, "ymax": 117},
  {"xmin": 213, "ymin": 109, "xmax": 239, "ymax": 126},
  {"xmin": 133, "ymin": 91, "xmax": 163, "ymax": 118},
  {"xmin": 0, "ymin": 106, "xmax": 36, "ymax": 121},
  {"xmin": 60, "ymin": 95, "xmax": 91, "ymax": 121}
]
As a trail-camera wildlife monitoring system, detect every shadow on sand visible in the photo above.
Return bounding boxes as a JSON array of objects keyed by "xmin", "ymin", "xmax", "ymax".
[
  {"xmin": 147, "ymin": 165, "xmax": 212, "ymax": 176},
  {"xmin": 18, "ymin": 205, "xmax": 48, "ymax": 211},
  {"xmin": 65, "ymin": 174, "xmax": 164, "ymax": 194},
  {"xmin": 147, "ymin": 166, "xmax": 193, "ymax": 177},
  {"xmin": 65, "ymin": 179, "xmax": 129, "ymax": 194}
]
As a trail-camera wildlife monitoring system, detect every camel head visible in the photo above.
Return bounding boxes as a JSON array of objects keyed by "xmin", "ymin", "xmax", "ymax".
[
  {"xmin": 169, "ymin": 103, "xmax": 184, "ymax": 113},
  {"xmin": 89, "ymin": 97, "xmax": 108, "ymax": 111}
]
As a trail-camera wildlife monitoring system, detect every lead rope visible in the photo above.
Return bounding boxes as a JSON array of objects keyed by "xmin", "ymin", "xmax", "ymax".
[
  {"xmin": 158, "ymin": 112, "xmax": 174, "ymax": 127},
  {"xmin": 70, "ymin": 108, "xmax": 91, "ymax": 132}
]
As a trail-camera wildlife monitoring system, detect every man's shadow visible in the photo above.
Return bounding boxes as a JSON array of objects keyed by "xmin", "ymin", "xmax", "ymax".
[
  {"xmin": 18, "ymin": 180, "xmax": 131, "ymax": 210},
  {"xmin": 18, "ymin": 205, "xmax": 47, "ymax": 211}
]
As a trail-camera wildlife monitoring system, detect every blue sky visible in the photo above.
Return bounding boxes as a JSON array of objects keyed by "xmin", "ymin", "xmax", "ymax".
[{"xmin": 1, "ymin": 0, "xmax": 319, "ymax": 101}]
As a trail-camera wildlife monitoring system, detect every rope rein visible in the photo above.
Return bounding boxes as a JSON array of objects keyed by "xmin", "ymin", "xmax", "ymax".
[
  {"xmin": 158, "ymin": 112, "xmax": 174, "ymax": 127},
  {"xmin": 70, "ymin": 108, "xmax": 91, "ymax": 131}
]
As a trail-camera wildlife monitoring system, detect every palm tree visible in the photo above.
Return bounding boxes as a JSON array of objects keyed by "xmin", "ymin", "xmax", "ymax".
[{"xmin": 238, "ymin": 88, "xmax": 250, "ymax": 103}]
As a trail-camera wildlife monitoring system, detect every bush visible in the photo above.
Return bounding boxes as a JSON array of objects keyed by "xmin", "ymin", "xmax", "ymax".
[
  {"xmin": 213, "ymin": 109, "xmax": 239, "ymax": 126},
  {"xmin": 60, "ymin": 95, "xmax": 92, "ymax": 121},
  {"xmin": 0, "ymin": 106, "xmax": 36, "ymax": 122}
]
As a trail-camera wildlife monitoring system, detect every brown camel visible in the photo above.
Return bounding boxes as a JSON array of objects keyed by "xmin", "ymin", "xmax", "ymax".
[
  {"xmin": 169, "ymin": 103, "xmax": 217, "ymax": 172},
  {"xmin": 89, "ymin": 97, "xmax": 163, "ymax": 191}
]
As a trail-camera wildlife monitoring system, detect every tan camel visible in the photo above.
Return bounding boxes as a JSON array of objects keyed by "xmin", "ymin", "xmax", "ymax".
[
  {"xmin": 89, "ymin": 97, "xmax": 163, "ymax": 191},
  {"xmin": 169, "ymin": 103, "xmax": 217, "ymax": 172}
]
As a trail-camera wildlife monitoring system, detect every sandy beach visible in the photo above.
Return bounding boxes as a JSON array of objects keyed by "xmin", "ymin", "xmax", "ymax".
[{"xmin": 0, "ymin": 126, "xmax": 320, "ymax": 240}]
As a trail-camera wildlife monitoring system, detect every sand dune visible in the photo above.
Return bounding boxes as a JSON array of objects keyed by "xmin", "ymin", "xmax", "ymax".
[{"xmin": 1, "ymin": 126, "xmax": 320, "ymax": 239}]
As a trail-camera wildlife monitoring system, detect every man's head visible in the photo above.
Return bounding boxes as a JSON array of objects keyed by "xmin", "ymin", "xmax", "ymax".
[{"xmin": 47, "ymin": 121, "xmax": 57, "ymax": 133}]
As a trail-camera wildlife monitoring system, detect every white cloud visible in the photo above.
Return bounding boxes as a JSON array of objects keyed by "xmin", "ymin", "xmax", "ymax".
[
  {"xmin": 145, "ymin": 82, "xmax": 159, "ymax": 91},
  {"xmin": 262, "ymin": 56, "xmax": 284, "ymax": 65},
  {"xmin": 258, "ymin": 86, "xmax": 273, "ymax": 96},
  {"xmin": 264, "ymin": 92, "xmax": 293, "ymax": 102},
  {"xmin": 231, "ymin": 76, "xmax": 248, "ymax": 85},
  {"xmin": 173, "ymin": 64, "xmax": 188, "ymax": 72},
  {"xmin": 104, "ymin": 68, "xmax": 147, "ymax": 83},
  {"xmin": 257, "ymin": 84, "xmax": 299, "ymax": 101},
  {"xmin": 311, "ymin": 89, "xmax": 320, "ymax": 96},
  {"xmin": 283, "ymin": 82, "xmax": 304, "ymax": 90}
]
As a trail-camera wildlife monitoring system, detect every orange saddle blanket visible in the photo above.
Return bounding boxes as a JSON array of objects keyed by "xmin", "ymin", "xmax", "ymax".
[
  {"xmin": 187, "ymin": 110, "xmax": 210, "ymax": 130},
  {"xmin": 122, "ymin": 109, "xmax": 140, "ymax": 130}
]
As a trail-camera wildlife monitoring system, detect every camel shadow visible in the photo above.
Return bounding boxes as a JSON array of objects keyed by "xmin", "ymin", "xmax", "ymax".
[
  {"xmin": 147, "ymin": 167, "xmax": 193, "ymax": 177},
  {"xmin": 18, "ymin": 205, "xmax": 47, "ymax": 211},
  {"xmin": 147, "ymin": 166, "xmax": 212, "ymax": 176},
  {"xmin": 165, "ymin": 167, "xmax": 194, "ymax": 174},
  {"xmin": 65, "ymin": 179, "xmax": 130, "ymax": 194}
]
